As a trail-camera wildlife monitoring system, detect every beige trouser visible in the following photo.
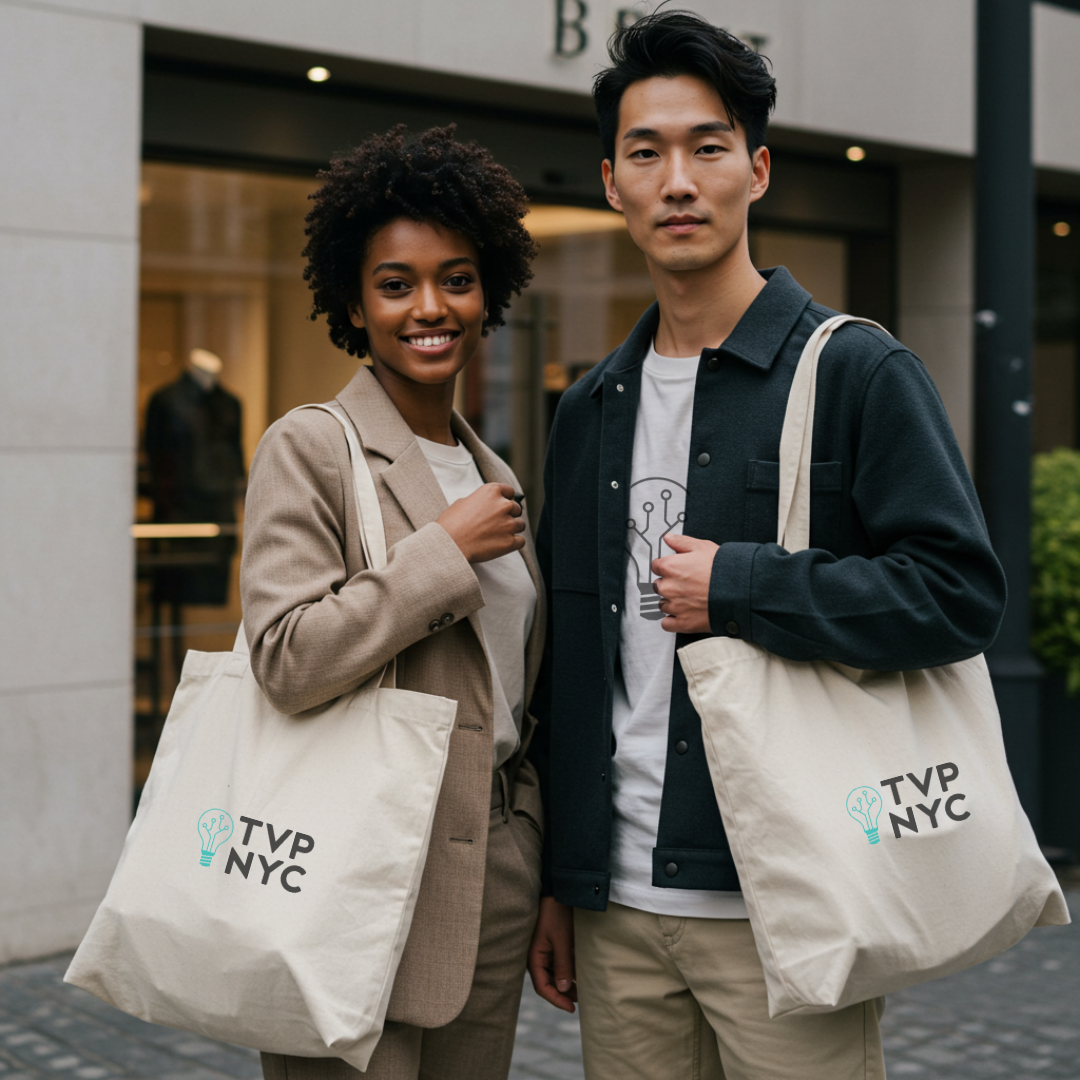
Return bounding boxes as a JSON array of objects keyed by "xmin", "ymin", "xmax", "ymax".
[
  {"xmin": 261, "ymin": 785, "xmax": 541, "ymax": 1080},
  {"xmin": 574, "ymin": 903, "xmax": 886, "ymax": 1080}
]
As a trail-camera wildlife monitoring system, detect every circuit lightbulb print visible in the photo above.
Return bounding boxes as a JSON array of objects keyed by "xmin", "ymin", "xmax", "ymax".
[{"xmin": 625, "ymin": 476, "xmax": 687, "ymax": 620}]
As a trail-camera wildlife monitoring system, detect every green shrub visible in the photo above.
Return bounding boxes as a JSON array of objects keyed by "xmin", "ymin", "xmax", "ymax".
[{"xmin": 1031, "ymin": 447, "xmax": 1080, "ymax": 695}]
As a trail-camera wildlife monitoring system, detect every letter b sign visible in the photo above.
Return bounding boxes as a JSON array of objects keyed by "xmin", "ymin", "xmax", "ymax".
[{"xmin": 555, "ymin": 0, "xmax": 588, "ymax": 57}]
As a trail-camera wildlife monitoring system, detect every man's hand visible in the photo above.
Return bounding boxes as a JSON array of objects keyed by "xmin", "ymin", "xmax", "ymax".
[
  {"xmin": 651, "ymin": 533, "xmax": 720, "ymax": 634},
  {"xmin": 527, "ymin": 896, "xmax": 577, "ymax": 1013}
]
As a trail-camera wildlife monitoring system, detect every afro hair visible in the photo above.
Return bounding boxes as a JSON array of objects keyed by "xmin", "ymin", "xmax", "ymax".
[{"xmin": 303, "ymin": 124, "xmax": 538, "ymax": 357}]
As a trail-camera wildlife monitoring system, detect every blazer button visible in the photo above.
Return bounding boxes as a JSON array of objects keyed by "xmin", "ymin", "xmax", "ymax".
[
  {"xmin": 675, "ymin": 740, "xmax": 688, "ymax": 755},
  {"xmin": 594, "ymin": 884, "xmax": 600, "ymax": 894},
  {"xmin": 665, "ymin": 862, "xmax": 679, "ymax": 878},
  {"xmin": 725, "ymin": 621, "xmax": 740, "ymax": 637},
  {"xmin": 428, "ymin": 619, "xmax": 441, "ymax": 633},
  {"xmin": 440, "ymin": 613, "xmax": 455, "ymax": 626},
  {"xmin": 707, "ymin": 355, "xmax": 720, "ymax": 371},
  {"xmin": 697, "ymin": 452, "xmax": 711, "ymax": 467}
]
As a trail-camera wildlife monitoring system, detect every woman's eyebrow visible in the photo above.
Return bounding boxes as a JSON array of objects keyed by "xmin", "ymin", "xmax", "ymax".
[{"xmin": 370, "ymin": 256, "xmax": 477, "ymax": 275}]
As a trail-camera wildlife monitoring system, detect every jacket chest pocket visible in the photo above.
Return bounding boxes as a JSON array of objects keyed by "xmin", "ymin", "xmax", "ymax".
[{"xmin": 743, "ymin": 460, "xmax": 843, "ymax": 551}]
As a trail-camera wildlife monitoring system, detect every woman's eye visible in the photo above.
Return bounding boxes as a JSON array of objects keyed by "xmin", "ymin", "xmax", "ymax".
[
  {"xmin": 381, "ymin": 279, "xmax": 410, "ymax": 292},
  {"xmin": 446, "ymin": 274, "xmax": 473, "ymax": 288}
]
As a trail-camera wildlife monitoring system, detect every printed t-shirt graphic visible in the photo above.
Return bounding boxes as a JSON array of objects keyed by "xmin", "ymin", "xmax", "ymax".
[{"xmin": 609, "ymin": 341, "xmax": 747, "ymax": 919}]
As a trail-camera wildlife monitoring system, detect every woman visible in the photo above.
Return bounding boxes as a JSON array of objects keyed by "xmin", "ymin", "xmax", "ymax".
[{"xmin": 240, "ymin": 125, "xmax": 543, "ymax": 1080}]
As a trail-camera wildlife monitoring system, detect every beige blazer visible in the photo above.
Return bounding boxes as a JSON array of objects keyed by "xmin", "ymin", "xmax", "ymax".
[{"xmin": 239, "ymin": 366, "xmax": 546, "ymax": 1028}]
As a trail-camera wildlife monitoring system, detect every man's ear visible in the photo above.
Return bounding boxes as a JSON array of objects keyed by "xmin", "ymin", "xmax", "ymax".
[
  {"xmin": 601, "ymin": 159, "xmax": 624, "ymax": 214},
  {"xmin": 347, "ymin": 301, "xmax": 365, "ymax": 330},
  {"xmin": 749, "ymin": 145, "xmax": 770, "ymax": 205}
]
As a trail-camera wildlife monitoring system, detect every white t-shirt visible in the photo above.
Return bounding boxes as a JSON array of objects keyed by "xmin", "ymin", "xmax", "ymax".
[
  {"xmin": 416, "ymin": 436, "xmax": 537, "ymax": 769},
  {"xmin": 608, "ymin": 341, "xmax": 748, "ymax": 919}
]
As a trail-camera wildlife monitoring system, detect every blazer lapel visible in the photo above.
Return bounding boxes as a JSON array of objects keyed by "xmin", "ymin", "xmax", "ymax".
[{"xmin": 334, "ymin": 367, "xmax": 450, "ymax": 546}]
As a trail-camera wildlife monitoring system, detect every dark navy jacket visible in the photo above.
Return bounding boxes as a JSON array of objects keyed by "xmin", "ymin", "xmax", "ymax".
[{"xmin": 528, "ymin": 266, "xmax": 1007, "ymax": 911}]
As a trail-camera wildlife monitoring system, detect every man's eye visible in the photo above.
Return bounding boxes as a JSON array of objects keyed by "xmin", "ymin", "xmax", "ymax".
[
  {"xmin": 698, "ymin": 144, "xmax": 724, "ymax": 155},
  {"xmin": 630, "ymin": 148, "xmax": 658, "ymax": 159}
]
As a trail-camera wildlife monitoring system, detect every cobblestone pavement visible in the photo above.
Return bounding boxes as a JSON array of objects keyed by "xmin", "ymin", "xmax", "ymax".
[{"xmin": 1, "ymin": 888, "xmax": 1075, "ymax": 1080}]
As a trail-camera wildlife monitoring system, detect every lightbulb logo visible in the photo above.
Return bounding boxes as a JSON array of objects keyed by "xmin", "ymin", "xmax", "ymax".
[
  {"xmin": 197, "ymin": 809, "xmax": 234, "ymax": 866},
  {"xmin": 626, "ymin": 476, "xmax": 686, "ymax": 620},
  {"xmin": 846, "ymin": 786, "xmax": 882, "ymax": 845}
]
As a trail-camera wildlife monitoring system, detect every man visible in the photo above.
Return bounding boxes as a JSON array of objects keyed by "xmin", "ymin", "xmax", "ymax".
[{"xmin": 526, "ymin": 10, "xmax": 1006, "ymax": 1080}]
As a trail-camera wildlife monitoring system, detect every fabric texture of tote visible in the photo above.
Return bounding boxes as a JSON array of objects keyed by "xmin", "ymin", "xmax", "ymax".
[
  {"xmin": 66, "ymin": 404, "xmax": 458, "ymax": 1071},
  {"xmin": 678, "ymin": 315, "xmax": 1070, "ymax": 1018}
]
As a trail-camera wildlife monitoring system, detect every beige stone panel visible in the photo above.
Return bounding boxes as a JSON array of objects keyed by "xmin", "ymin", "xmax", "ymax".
[
  {"xmin": 754, "ymin": 230, "xmax": 846, "ymax": 312},
  {"xmin": 0, "ymin": 450, "xmax": 132, "ymax": 692},
  {"xmin": 0, "ymin": 232, "xmax": 138, "ymax": 449},
  {"xmin": 1034, "ymin": 2, "xmax": 1080, "ymax": 172},
  {"xmin": 897, "ymin": 311, "xmax": 973, "ymax": 467},
  {"xmin": 796, "ymin": 0, "xmax": 974, "ymax": 153},
  {"xmin": 898, "ymin": 163, "xmax": 973, "ymax": 313},
  {"xmin": 0, "ymin": 1, "xmax": 140, "ymax": 238},
  {"xmin": 0, "ymin": 681, "xmax": 131, "ymax": 964},
  {"xmin": 138, "ymin": 0, "xmax": 418, "ymax": 71}
]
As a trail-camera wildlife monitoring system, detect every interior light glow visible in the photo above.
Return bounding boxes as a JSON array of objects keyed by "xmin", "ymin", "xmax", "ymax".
[
  {"xmin": 307, "ymin": 66, "xmax": 331, "ymax": 83},
  {"xmin": 131, "ymin": 523, "xmax": 222, "ymax": 539},
  {"xmin": 1053, "ymin": 221, "xmax": 1071, "ymax": 237},
  {"xmin": 846, "ymin": 146, "xmax": 867, "ymax": 162},
  {"xmin": 524, "ymin": 205, "xmax": 627, "ymax": 238}
]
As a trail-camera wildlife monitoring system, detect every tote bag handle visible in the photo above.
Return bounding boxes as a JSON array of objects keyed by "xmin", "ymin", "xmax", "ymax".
[
  {"xmin": 776, "ymin": 315, "xmax": 889, "ymax": 553},
  {"xmin": 234, "ymin": 403, "xmax": 395, "ymax": 688}
]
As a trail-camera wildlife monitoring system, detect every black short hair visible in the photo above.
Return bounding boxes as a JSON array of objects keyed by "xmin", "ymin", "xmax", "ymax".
[
  {"xmin": 593, "ymin": 10, "xmax": 777, "ymax": 162},
  {"xmin": 303, "ymin": 124, "xmax": 537, "ymax": 357}
]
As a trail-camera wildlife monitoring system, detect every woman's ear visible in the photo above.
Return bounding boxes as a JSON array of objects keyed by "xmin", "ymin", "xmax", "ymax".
[{"xmin": 347, "ymin": 301, "xmax": 365, "ymax": 330}]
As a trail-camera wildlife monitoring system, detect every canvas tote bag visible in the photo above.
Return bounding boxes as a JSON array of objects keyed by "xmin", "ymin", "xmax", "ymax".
[
  {"xmin": 678, "ymin": 316, "xmax": 1069, "ymax": 1018},
  {"xmin": 66, "ymin": 404, "xmax": 458, "ymax": 1071}
]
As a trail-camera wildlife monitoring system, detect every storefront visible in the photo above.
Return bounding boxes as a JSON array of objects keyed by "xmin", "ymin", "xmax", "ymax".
[{"xmin": 5, "ymin": 0, "xmax": 1080, "ymax": 965}]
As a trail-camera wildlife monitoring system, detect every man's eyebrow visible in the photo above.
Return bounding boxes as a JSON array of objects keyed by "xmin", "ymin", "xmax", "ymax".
[
  {"xmin": 370, "ymin": 256, "xmax": 477, "ymax": 275},
  {"xmin": 622, "ymin": 120, "xmax": 733, "ymax": 141}
]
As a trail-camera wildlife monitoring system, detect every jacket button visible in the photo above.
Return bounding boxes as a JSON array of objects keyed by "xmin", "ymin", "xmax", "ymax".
[
  {"xmin": 428, "ymin": 619, "xmax": 441, "ymax": 633},
  {"xmin": 725, "ymin": 621, "xmax": 740, "ymax": 636},
  {"xmin": 707, "ymin": 356, "xmax": 720, "ymax": 371},
  {"xmin": 675, "ymin": 740, "xmax": 688, "ymax": 755},
  {"xmin": 697, "ymin": 452, "xmax": 711, "ymax": 467},
  {"xmin": 594, "ymin": 884, "xmax": 600, "ymax": 894},
  {"xmin": 440, "ymin": 612, "xmax": 454, "ymax": 626},
  {"xmin": 616, "ymin": 383, "xmax": 624, "ymax": 392},
  {"xmin": 611, "ymin": 603, "xmax": 618, "ymax": 613},
  {"xmin": 611, "ymin": 480, "xmax": 619, "ymax": 489},
  {"xmin": 665, "ymin": 862, "xmax": 679, "ymax": 878}
]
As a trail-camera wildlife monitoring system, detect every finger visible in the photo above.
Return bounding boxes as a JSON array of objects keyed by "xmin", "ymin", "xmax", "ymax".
[
  {"xmin": 527, "ymin": 945, "xmax": 576, "ymax": 1013},
  {"xmin": 661, "ymin": 614, "xmax": 679, "ymax": 633},
  {"xmin": 652, "ymin": 579, "xmax": 665, "ymax": 598},
  {"xmin": 512, "ymin": 519, "xmax": 527, "ymax": 534},
  {"xmin": 508, "ymin": 500, "xmax": 523, "ymax": 517},
  {"xmin": 663, "ymin": 532, "xmax": 699, "ymax": 552},
  {"xmin": 496, "ymin": 483, "xmax": 516, "ymax": 499}
]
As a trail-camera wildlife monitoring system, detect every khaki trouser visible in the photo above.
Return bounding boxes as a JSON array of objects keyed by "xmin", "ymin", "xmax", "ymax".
[
  {"xmin": 574, "ymin": 902, "xmax": 886, "ymax": 1080},
  {"xmin": 261, "ymin": 780, "xmax": 541, "ymax": 1080}
]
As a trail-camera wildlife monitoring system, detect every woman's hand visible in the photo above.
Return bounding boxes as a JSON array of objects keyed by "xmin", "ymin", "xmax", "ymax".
[{"xmin": 437, "ymin": 482, "xmax": 526, "ymax": 564}]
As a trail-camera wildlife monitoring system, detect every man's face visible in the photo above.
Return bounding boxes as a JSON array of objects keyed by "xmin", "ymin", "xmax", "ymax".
[{"xmin": 602, "ymin": 74, "xmax": 769, "ymax": 275}]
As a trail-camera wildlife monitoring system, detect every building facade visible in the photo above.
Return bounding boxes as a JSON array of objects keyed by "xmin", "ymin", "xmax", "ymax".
[{"xmin": 2, "ymin": 0, "xmax": 1079, "ymax": 963}]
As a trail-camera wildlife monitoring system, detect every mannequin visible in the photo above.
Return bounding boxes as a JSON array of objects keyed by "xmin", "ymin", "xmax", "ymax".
[{"xmin": 144, "ymin": 349, "xmax": 245, "ymax": 608}]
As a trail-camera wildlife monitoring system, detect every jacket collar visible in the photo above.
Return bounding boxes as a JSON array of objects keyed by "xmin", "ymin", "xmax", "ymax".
[{"xmin": 590, "ymin": 265, "xmax": 812, "ymax": 397}]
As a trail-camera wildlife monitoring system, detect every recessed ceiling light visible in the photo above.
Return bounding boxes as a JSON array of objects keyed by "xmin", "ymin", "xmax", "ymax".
[
  {"xmin": 846, "ymin": 146, "xmax": 866, "ymax": 162},
  {"xmin": 1053, "ymin": 221, "xmax": 1071, "ymax": 237},
  {"xmin": 307, "ymin": 66, "xmax": 331, "ymax": 83}
]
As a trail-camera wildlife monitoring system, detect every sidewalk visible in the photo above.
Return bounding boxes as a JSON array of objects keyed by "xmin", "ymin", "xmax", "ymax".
[{"xmin": 1, "ymin": 887, "xmax": 1076, "ymax": 1080}]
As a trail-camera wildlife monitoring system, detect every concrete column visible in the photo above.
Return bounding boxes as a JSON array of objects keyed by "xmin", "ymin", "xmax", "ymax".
[
  {"xmin": 896, "ymin": 161, "xmax": 975, "ymax": 464},
  {"xmin": 0, "ymin": 0, "xmax": 141, "ymax": 962}
]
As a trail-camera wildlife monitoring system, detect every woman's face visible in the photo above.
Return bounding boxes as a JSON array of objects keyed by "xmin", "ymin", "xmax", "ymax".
[{"xmin": 348, "ymin": 218, "xmax": 485, "ymax": 391}]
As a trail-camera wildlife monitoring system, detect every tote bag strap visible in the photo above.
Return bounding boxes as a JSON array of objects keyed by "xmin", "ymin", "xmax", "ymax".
[
  {"xmin": 776, "ymin": 315, "xmax": 889, "ymax": 553},
  {"xmin": 235, "ymin": 403, "xmax": 395, "ymax": 689}
]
